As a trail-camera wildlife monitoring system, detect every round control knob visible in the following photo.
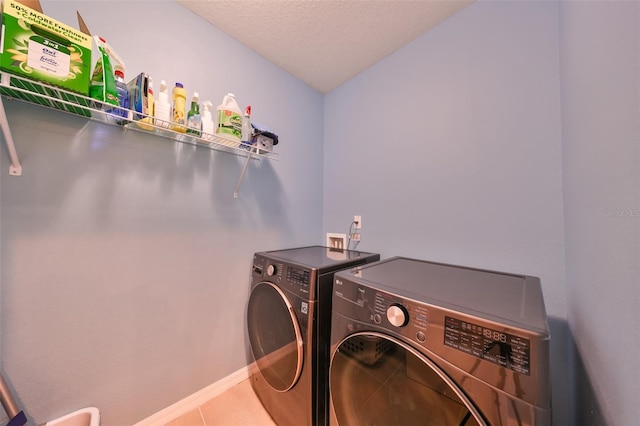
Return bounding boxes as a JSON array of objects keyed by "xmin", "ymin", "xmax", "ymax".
[
  {"xmin": 387, "ymin": 304, "xmax": 408, "ymax": 327},
  {"xmin": 266, "ymin": 264, "xmax": 277, "ymax": 277}
]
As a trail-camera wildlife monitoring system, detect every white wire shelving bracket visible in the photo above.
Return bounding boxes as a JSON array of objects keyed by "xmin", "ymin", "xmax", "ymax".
[{"xmin": 0, "ymin": 72, "xmax": 277, "ymax": 196}]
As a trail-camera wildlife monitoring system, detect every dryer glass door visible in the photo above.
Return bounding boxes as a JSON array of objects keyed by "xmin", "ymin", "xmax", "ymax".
[
  {"xmin": 247, "ymin": 281, "xmax": 304, "ymax": 392},
  {"xmin": 330, "ymin": 332, "xmax": 486, "ymax": 426}
]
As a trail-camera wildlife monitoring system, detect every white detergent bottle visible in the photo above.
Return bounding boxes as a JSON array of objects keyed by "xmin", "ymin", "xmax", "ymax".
[
  {"xmin": 201, "ymin": 101, "xmax": 214, "ymax": 141},
  {"xmin": 154, "ymin": 80, "xmax": 171, "ymax": 128},
  {"xmin": 215, "ymin": 93, "xmax": 242, "ymax": 144}
]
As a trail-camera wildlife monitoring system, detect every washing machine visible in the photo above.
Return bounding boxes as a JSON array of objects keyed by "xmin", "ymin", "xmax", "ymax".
[
  {"xmin": 329, "ymin": 257, "xmax": 551, "ymax": 426},
  {"xmin": 247, "ymin": 245, "xmax": 380, "ymax": 426}
]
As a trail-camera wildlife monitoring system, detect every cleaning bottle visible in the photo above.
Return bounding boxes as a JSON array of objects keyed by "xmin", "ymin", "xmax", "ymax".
[
  {"xmin": 215, "ymin": 93, "xmax": 242, "ymax": 144},
  {"xmin": 147, "ymin": 77, "xmax": 154, "ymax": 122},
  {"xmin": 186, "ymin": 92, "xmax": 201, "ymax": 136},
  {"xmin": 89, "ymin": 36, "xmax": 118, "ymax": 107},
  {"xmin": 171, "ymin": 82, "xmax": 187, "ymax": 133},
  {"xmin": 154, "ymin": 80, "xmax": 171, "ymax": 128},
  {"xmin": 137, "ymin": 76, "xmax": 154, "ymax": 130},
  {"xmin": 113, "ymin": 65, "xmax": 130, "ymax": 122},
  {"xmin": 241, "ymin": 105, "xmax": 252, "ymax": 149},
  {"xmin": 201, "ymin": 101, "xmax": 214, "ymax": 141}
]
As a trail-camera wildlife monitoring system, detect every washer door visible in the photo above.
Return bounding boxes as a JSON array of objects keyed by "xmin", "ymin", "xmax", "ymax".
[
  {"xmin": 330, "ymin": 332, "xmax": 487, "ymax": 426},
  {"xmin": 247, "ymin": 281, "xmax": 304, "ymax": 392}
]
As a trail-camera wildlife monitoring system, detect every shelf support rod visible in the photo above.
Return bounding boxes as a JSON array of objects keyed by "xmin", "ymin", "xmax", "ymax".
[
  {"xmin": 233, "ymin": 150, "xmax": 253, "ymax": 199},
  {"xmin": 0, "ymin": 94, "xmax": 22, "ymax": 176}
]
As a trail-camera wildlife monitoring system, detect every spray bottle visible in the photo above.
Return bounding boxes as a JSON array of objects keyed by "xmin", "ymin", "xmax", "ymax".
[
  {"xmin": 89, "ymin": 36, "xmax": 118, "ymax": 106},
  {"xmin": 113, "ymin": 65, "xmax": 130, "ymax": 122},
  {"xmin": 241, "ymin": 105, "xmax": 252, "ymax": 149},
  {"xmin": 92, "ymin": 35, "xmax": 126, "ymax": 82},
  {"xmin": 154, "ymin": 80, "xmax": 171, "ymax": 128},
  {"xmin": 201, "ymin": 101, "xmax": 214, "ymax": 141},
  {"xmin": 92, "ymin": 36, "xmax": 126, "ymax": 90},
  {"xmin": 186, "ymin": 92, "xmax": 201, "ymax": 136}
]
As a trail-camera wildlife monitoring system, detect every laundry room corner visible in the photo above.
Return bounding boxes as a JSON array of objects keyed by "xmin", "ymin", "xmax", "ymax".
[{"xmin": 323, "ymin": 1, "xmax": 569, "ymax": 423}]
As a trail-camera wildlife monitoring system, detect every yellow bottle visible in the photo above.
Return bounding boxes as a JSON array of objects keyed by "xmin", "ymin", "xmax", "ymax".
[
  {"xmin": 137, "ymin": 77, "xmax": 155, "ymax": 130},
  {"xmin": 171, "ymin": 82, "xmax": 187, "ymax": 133},
  {"xmin": 147, "ymin": 77, "xmax": 155, "ymax": 122}
]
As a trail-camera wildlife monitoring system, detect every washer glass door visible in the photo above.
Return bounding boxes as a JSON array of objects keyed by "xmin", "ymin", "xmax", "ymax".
[
  {"xmin": 247, "ymin": 281, "xmax": 304, "ymax": 392},
  {"xmin": 330, "ymin": 332, "xmax": 486, "ymax": 426}
]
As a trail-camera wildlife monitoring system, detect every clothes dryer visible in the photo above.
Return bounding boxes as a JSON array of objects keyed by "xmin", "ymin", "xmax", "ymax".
[
  {"xmin": 329, "ymin": 257, "xmax": 551, "ymax": 425},
  {"xmin": 247, "ymin": 246, "xmax": 380, "ymax": 426}
]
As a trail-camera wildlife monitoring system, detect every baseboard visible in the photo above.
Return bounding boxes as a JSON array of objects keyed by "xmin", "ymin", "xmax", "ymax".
[{"xmin": 134, "ymin": 363, "xmax": 258, "ymax": 425}]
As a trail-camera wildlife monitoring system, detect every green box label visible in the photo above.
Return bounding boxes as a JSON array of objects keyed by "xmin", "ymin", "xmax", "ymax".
[
  {"xmin": 216, "ymin": 109, "xmax": 242, "ymax": 141},
  {"xmin": 1, "ymin": 0, "xmax": 92, "ymax": 94}
]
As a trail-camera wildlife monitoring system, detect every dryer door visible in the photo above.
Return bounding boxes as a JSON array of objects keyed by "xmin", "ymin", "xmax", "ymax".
[
  {"xmin": 247, "ymin": 281, "xmax": 304, "ymax": 392},
  {"xmin": 330, "ymin": 332, "xmax": 487, "ymax": 426}
]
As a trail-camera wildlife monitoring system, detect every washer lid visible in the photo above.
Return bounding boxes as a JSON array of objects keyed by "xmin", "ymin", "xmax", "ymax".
[
  {"xmin": 261, "ymin": 245, "xmax": 379, "ymax": 272},
  {"xmin": 338, "ymin": 257, "xmax": 548, "ymax": 334}
]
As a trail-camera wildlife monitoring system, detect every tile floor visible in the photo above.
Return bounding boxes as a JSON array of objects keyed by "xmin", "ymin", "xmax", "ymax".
[{"xmin": 164, "ymin": 379, "xmax": 276, "ymax": 426}]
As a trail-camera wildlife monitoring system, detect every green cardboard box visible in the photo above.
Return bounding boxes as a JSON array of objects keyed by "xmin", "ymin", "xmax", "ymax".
[{"xmin": 0, "ymin": 0, "xmax": 92, "ymax": 95}]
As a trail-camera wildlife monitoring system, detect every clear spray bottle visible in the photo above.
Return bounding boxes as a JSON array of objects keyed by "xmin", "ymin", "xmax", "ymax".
[{"xmin": 241, "ymin": 105, "xmax": 252, "ymax": 149}]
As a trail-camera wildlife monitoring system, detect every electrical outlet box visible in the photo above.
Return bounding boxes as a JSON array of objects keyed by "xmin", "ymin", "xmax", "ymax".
[
  {"xmin": 326, "ymin": 233, "xmax": 347, "ymax": 249},
  {"xmin": 354, "ymin": 215, "xmax": 362, "ymax": 229}
]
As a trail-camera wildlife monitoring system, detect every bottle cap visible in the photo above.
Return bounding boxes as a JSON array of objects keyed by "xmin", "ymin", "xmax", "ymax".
[{"xmin": 175, "ymin": 82, "xmax": 184, "ymax": 88}]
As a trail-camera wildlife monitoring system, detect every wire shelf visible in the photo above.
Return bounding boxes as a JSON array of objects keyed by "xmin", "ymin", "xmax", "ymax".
[{"xmin": 0, "ymin": 71, "xmax": 278, "ymax": 161}]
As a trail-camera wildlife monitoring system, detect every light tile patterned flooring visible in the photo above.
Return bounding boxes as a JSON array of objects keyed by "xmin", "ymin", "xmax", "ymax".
[{"xmin": 164, "ymin": 379, "xmax": 276, "ymax": 426}]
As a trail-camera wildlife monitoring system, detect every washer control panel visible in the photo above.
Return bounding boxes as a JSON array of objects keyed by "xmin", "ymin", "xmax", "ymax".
[
  {"xmin": 286, "ymin": 266, "xmax": 311, "ymax": 288},
  {"xmin": 253, "ymin": 255, "xmax": 313, "ymax": 297},
  {"xmin": 386, "ymin": 304, "xmax": 409, "ymax": 327},
  {"xmin": 372, "ymin": 289, "xmax": 429, "ymax": 337},
  {"xmin": 444, "ymin": 316, "xmax": 531, "ymax": 376},
  {"xmin": 334, "ymin": 278, "xmax": 429, "ymax": 343},
  {"xmin": 266, "ymin": 263, "xmax": 278, "ymax": 277},
  {"xmin": 333, "ymin": 276, "xmax": 532, "ymax": 376}
]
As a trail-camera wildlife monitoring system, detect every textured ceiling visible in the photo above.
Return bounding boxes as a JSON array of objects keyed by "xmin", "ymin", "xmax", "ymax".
[{"xmin": 178, "ymin": 0, "xmax": 474, "ymax": 93}]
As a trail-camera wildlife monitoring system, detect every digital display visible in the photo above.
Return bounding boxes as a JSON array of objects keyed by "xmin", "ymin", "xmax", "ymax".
[
  {"xmin": 287, "ymin": 267, "xmax": 310, "ymax": 286},
  {"xmin": 444, "ymin": 316, "xmax": 531, "ymax": 376}
]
